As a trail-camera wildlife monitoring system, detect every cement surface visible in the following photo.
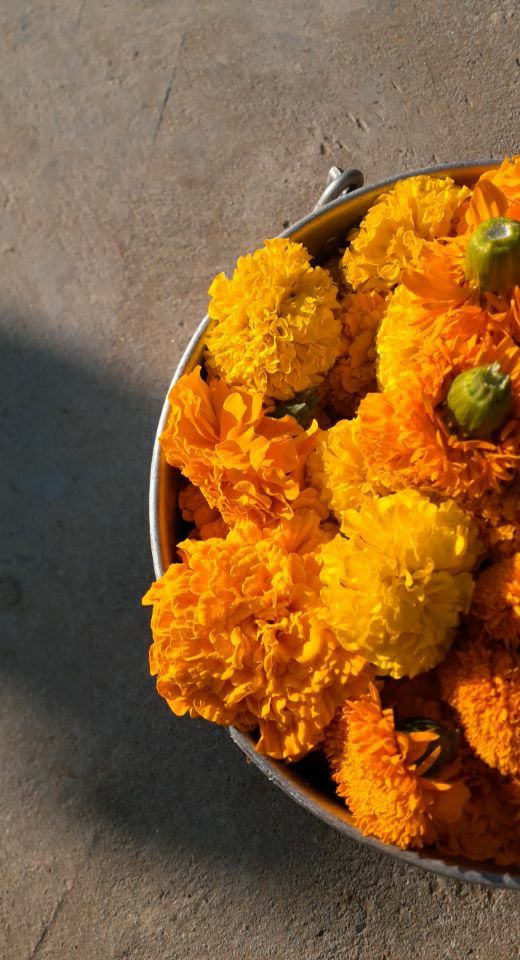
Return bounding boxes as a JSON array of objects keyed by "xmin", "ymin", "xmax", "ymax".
[{"xmin": 1, "ymin": 1, "xmax": 519, "ymax": 957}]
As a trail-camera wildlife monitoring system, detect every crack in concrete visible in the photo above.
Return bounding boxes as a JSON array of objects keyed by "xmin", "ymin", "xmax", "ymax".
[{"xmin": 28, "ymin": 885, "xmax": 71, "ymax": 959}]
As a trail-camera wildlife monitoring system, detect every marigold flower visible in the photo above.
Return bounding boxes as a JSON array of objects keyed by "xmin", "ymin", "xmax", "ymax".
[
  {"xmin": 319, "ymin": 490, "xmax": 479, "ymax": 679},
  {"xmin": 439, "ymin": 636, "xmax": 520, "ymax": 777},
  {"xmin": 359, "ymin": 335, "xmax": 520, "ymax": 501},
  {"xmin": 376, "ymin": 283, "xmax": 513, "ymax": 391},
  {"xmin": 383, "ymin": 672, "xmax": 449, "ymax": 726},
  {"xmin": 178, "ymin": 482, "xmax": 228, "ymax": 540},
  {"xmin": 472, "ymin": 485, "xmax": 520, "ymax": 560},
  {"xmin": 205, "ymin": 238, "xmax": 341, "ymax": 401},
  {"xmin": 306, "ymin": 418, "xmax": 376, "ymax": 522},
  {"xmin": 470, "ymin": 553, "xmax": 520, "ymax": 649},
  {"xmin": 160, "ymin": 367, "xmax": 316, "ymax": 526},
  {"xmin": 478, "ymin": 154, "xmax": 520, "ymax": 207},
  {"xmin": 435, "ymin": 752, "xmax": 520, "ymax": 866},
  {"xmin": 325, "ymin": 685, "xmax": 469, "ymax": 850},
  {"xmin": 403, "ymin": 233, "xmax": 520, "ymax": 339},
  {"xmin": 143, "ymin": 513, "xmax": 372, "ymax": 761},
  {"xmin": 324, "ymin": 291, "xmax": 386, "ymax": 415},
  {"xmin": 341, "ymin": 175, "xmax": 470, "ymax": 293}
]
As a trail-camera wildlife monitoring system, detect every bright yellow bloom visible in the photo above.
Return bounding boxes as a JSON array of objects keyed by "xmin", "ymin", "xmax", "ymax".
[
  {"xmin": 160, "ymin": 367, "xmax": 316, "ymax": 526},
  {"xmin": 143, "ymin": 513, "xmax": 372, "ymax": 761},
  {"xmin": 439, "ymin": 636, "xmax": 520, "ymax": 777},
  {"xmin": 206, "ymin": 238, "xmax": 341, "ymax": 401},
  {"xmin": 306, "ymin": 418, "xmax": 376, "ymax": 522},
  {"xmin": 325, "ymin": 684, "xmax": 469, "ymax": 850},
  {"xmin": 319, "ymin": 490, "xmax": 480, "ymax": 678},
  {"xmin": 325, "ymin": 291, "xmax": 386, "ymax": 415},
  {"xmin": 435, "ymin": 752, "xmax": 520, "ymax": 866},
  {"xmin": 359, "ymin": 335, "xmax": 520, "ymax": 502},
  {"xmin": 341, "ymin": 175, "xmax": 470, "ymax": 293},
  {"xmin": 470, "ymin": 553, "xmax": 520, "ymax": 649},
  {"xmin": 178, "ymin": 482, "xmax": 229, "ymax": 540}
]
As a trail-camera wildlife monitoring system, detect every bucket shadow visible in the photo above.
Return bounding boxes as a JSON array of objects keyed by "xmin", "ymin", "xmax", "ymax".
[{"xmin": 0, "ymin": 316, "xmax": 486, "ymax": 907}]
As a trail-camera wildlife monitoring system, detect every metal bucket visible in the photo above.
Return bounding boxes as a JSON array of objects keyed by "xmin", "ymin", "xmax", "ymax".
[{"xmin": 149, "ymin": 161, "xmax": 520, "ymax": 889}]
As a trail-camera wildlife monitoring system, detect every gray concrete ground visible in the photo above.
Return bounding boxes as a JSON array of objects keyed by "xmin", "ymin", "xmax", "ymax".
[{"xmin": 1, "ymin": 1, "xmax": 519, "ymax": 957}]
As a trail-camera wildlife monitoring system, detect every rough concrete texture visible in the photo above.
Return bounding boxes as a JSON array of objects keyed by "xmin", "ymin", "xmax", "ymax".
[{"xmin": 1, "ymin": 0, "xmax": 519, "ymax": 957}]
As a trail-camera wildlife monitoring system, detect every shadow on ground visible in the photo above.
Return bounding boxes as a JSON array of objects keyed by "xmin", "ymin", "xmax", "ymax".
[
  {"xmin": 1, "ymin": 315, "xmax": 504, "ymax": 914},
  {"xmin": 0, "ymin": 317, "xmax": 367, "ymax": 878}
]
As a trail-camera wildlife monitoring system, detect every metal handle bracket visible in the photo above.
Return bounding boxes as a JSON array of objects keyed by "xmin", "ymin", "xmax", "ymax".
[{"xmin": 313, "ymin": 166, "xmax": 364, "ymax": 212}]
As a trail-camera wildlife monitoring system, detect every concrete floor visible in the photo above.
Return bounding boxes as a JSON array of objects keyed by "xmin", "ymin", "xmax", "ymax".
[{"xmin": 1, "ymin": 1, "xmax": 519, "ymax": 957}]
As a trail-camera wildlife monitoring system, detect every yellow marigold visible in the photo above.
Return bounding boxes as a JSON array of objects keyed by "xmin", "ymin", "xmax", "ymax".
[
  {"xmin": 306, "ymin": 418, "xmax": 376, "ymax": 522},
  {"xmin": 205, "ymin": 238, "xmax": 341, "ymax": 401},
  {"xmin": 435, "ymin": 753, "xmax": 520, "ymax": 866},
  {"xmin": 341, "ymin": 175, "xmax": 470, "ymax": 293},
  {"xmin": 143, "ymin": 513, "xmax": 372, "ymax": 761},
  {"xmin": 359, "ymin": 335, "xmax": 520, "ymax": 502},
  {"xmin": 470, "ymin": 554, "xmax": 520, "ymax": 649},
  {"xmin": 319, "ymin": 490, "xmax": 480, "ymax": 679},
  {"xmin": 160, "ymin": 367, "xmax": 316, "ymax": 526},
  {"xmin": 178, "ymin": 482, "xmax": 228, "ymax": 540},
  {"xmin": 439, "ymin": 636, "xmax": 520, "ymax": 777},
  {"xmin": 324, "ymin": 291, "xmax": 386, "ymax": 415},
  {"xmin": 325, "ymin": 684, "xmax": 469, "ymax": 850}
]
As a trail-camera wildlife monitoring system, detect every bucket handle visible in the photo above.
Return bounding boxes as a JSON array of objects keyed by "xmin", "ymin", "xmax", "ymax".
[{"xmin": 312, "ymin": 166, "xmax": 364, "ymax": 211}]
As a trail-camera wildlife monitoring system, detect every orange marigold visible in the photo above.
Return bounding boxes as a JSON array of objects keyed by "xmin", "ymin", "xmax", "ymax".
[
  {"xmin": 435, "ymin": 753, "xmax": 520, "ymax": 866},
  {"xmin": 477, "ymin": 155, "xmax": 520, "ymax": 207},
  {"xmin": 470, "ymin": 554, "xmax": 520, "ymax": 649},
  {"xmin": 325, "ymin": 685, "xmax": 469, "ymax": 850},
  {"xmin": 403, "ymin": 231, "xmax": 520, "ymax": 341},
  {"xmin": 324, "ymin": 291, "xmax": 386, "ymax": 415},
  {"xmin": 178, "ymin": 482, "xmax": 228, "ymax": 540},
  {"xmin": 439, "ymin": 636, "xmax": 520, "ymax": 777},
  {"xmin": 377, "ymin": 282, "xmax": 516, "ymax": 391},
  {"xmin": 160, "ymin": 367, "xmax": 316, "ymax": 526},
  {"xmin": 143, "ymin": 513, "xmax": 372, "ymax": 761},
  {"xmin": 472, "ymin": 485, "xmax": 520, "ymax": 561},
  {"xmin": 359, "ymin": 334, "xmax": 520, "ymax": 502},
  {"xmin": 383, "ymin": 672, "xmax": 448, "ymax": 727}
]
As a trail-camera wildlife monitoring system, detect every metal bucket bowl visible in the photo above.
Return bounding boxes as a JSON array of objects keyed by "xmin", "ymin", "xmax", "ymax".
[{"xmin": 149, "ymin": 161, "xmax": 520, "ymax": 889}]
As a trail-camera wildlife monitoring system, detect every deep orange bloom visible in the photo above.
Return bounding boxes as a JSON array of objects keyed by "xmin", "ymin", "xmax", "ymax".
[
  {"xmin": 325, "ymin": 685, "xmax": 469, "ymax": 850},
  {"xmin": 178, "ymin": 482, "xmax": 228, "ymax": 540},
  {"xmin": 476, "ymin": 155, "xmax": 520, "ymax": 211},
  {"xmin": 325, "ymin": 291, "xmax": 386, "ymax": 415},
  {"xmin": 144, "ymin": 513, "xmax": 372, "ymax": 761},
  {"xmin": 470, "ymin": 553, "xmax": 520, "ymax": 650},
  {"xmin": 439, "ymin": 636, "xmax": 520, "ymax": 778},
  {"xmin": 383, "ymin": 672, "xmax": 449, "ymax": 727},
  {"xmin": 359, "ymin": 335, "xmax": 520, "ymax": 501},
  {"xmin": 160, "ymin": 367, "xmax": 317, "ymax": 526},
  {"xmin": 435, "ymin": 753, "xmax": 520, "ymax": 866},
  {"xmin": 472, "ymin": 484, "xmax": 520, "ymax": 561}
]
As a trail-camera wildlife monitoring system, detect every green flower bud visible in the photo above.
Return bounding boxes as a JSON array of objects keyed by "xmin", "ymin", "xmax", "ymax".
[
  {"xmin": 271, "ymin": 388, "xmax": 320, "ymax": 429},
  {"xmin": 396, "ymin": 717, "xmax": 460, "ymax": 778},
  {"xmin": 445, "ymin": 363, "xmax": 513, "ymax": 439},
  {"xmin": 465, "ymin": 217, "xmax": 520, "ymax": 294}
]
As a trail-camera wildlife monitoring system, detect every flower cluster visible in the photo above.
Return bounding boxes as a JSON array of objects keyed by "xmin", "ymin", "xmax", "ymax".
[{"xmin": 144, "ymin": 162, "xmax": 520, "ymax": 868}]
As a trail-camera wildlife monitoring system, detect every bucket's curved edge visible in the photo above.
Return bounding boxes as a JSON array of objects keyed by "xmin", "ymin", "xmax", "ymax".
[{"xmin": 230, "ymin": 729, "xmax": 520, "ymax": 890}]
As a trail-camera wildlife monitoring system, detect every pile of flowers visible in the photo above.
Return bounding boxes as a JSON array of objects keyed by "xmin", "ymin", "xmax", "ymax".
[{"xmin": 144, "ymin": 156, "xmax": 520, "ymax": 867}]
